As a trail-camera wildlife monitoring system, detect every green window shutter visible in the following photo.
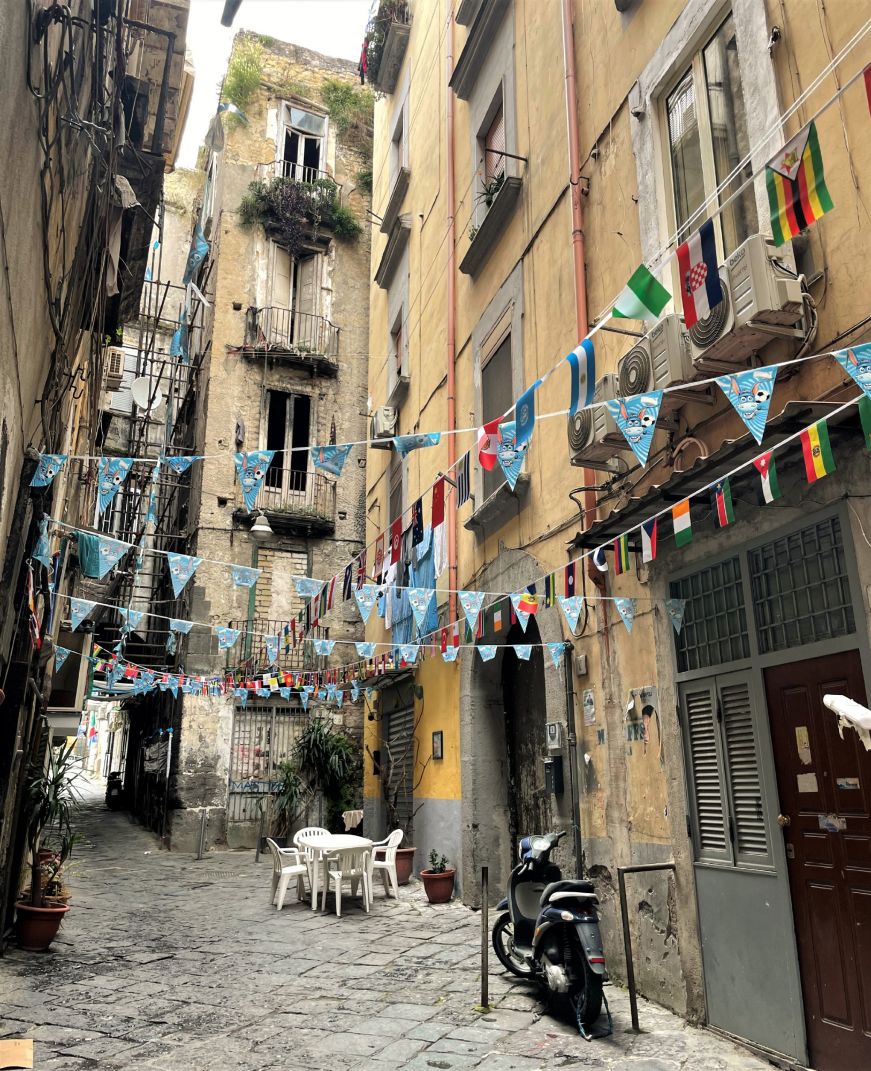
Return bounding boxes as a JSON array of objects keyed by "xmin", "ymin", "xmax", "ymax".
[
  {"xmin": 681, "ymin": 679, "xmax": 731, "ymax": 863},
  {"xmin": 718, "ymin": 676, "xmax": 770, "ymax": 865}
]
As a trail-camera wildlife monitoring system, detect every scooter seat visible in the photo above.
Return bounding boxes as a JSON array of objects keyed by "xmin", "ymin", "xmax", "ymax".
[{"xmin": 541, "ymin": 879, "xmax": 596, "ymax": 905}]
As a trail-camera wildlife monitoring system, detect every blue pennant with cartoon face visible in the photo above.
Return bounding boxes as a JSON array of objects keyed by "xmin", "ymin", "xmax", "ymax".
[
  {"xmin": 231, "ymin": 564, "xmax": 261, "ymax": 588},
  {"xmin": 833, "ymin": 344, "xmax": 871, "ymax": 400},
  {"xmin": 161, "ymin": 454, "xmax": 203, "ymax": 475},
  {"xmin": 495, "ymin": 421, "xmax": 528, "ymax": 491},
  {"xmin": 458, "ymin": 590, "xmax": 485, "ymax": 634},
  {"xmin": 119, "ymin": 609, "xmax": 144, "ymax": 634},
  {"xmin": 167, "ymin": 553, "xmax": 201, "ymax": 596},
  {"xmin": 265, "ymin": 636, "xmax": 279, "ymax": 664},
  {"xmin": 547, "ymin": 642, "xmax": 565, "ymax": 668},
  {"xmin": 392, "ymin": 433, "xmax": 441, "ymax": 459},
  {"xmin": 665, "ymin": 598, "xmax": 687, "ymax": 634},
  {"xmin": 54, "ymin": 646, "xmax": 71, "ymax": 670},
  {"xmin": 355, "ymin": 641, "xmax": 376, "ymax": 657},
  {"xmin": 310, "ymin": 444, "xmax": 353, "ymax": 476},
  {"xmin": 442, "ymin": 646, "xmax": 459, "ymax": 663},
  {"xmin": 514, "ymin": 644, "xmax": 532, "ymax": 661},
  {"xmin": 335, "ymin": 691, "xmax": 344, "ymax": 709},
  {"xmin": 615, "ymin": 597, "xmax": 637, "ymax": 633},
  {"xmin": 96, "ymin": 536, "xmax": 131, "ymax": 579},
  {"xmin": 234, "ymin": 450, "xmax": 275, "ymax": 512},
  {"xmin": 715, "ymin": 366, "xmax": 778, "ymax": 445},
  {"xmin": 183, "ymin": 221, "xmax": 209, "ymax": 285},
  {"xmin": 557, "ymin": 595, "xmax": 584, "ymax": 632},
  {"xmin": 97, "ymin": 458, "xmax": 134, "ymax": 515},
  {"xmin": 295, "ymin": 576, "xmax": 324, "ymax": 600},
  {"xmin": 605, "ymin": 393, "xmax": 663, "ymax": 466},
  {"xmin": 350, "ymin": 682, "xmax": 360, "ymax": 702},
  {"xmin": 169, "ymin": 618, "xmax": 193, "ymax": 634},
  {"xmin": 31, "ymin": 454, "xmax": 67, "ymax": 488},
  {"xmin": 300, "ymin": 691, "xmax": 309, "ymax": 712},
  {"xmin": 478, "ymin": 644, "xmax": 497, "ymax": 663},
  {"xmin": 354, "ymin": 584, "xmax": 379, "ymax": 623},
  {"xmin": 408, "ymin": 588, "xmax": 435, "ymax": 631},
  {"xmin": 399, "ymin": 644, "xmax": 418, "ymax": 665},
  {"xmin": 33, "ymin": 517, "xmax": 51, "ymax": 568},
  {"xmin": 279, "ymin": 686, "xmax": 292, "ymax": 700},
  {"xmin": 170, "ymin": 306, "xmax": 189, "ymax": 362},
  {"xmin": 216, "ymin": 627, "xmax": 240, "ymax": 650}
]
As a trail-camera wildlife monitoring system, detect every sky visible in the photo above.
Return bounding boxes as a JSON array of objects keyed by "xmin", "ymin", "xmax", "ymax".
[{"xmin": 177, "ymin": 0, "xmax": 372, "ymax": 168}]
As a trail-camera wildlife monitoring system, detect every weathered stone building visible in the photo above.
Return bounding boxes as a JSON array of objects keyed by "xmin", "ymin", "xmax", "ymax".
[{"xmin": 154, "ymin": 34, "xmax": 372, "ymax": 851}]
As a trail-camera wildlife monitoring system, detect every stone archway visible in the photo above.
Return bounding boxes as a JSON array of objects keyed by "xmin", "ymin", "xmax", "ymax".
[{"xmin": 459, "ymin": 548, "xmax": 574, "ymax": 905}]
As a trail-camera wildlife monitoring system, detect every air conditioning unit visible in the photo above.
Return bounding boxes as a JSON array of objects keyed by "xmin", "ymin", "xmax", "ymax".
[
  {"xmin": 104, "ymin": 346, "xmax": 125, "ymax": 390},
  {"xmin": 567, "ymin": 374, "xmax": 621, "ymax": 471},
  {"xmin": 689, "ymin": 234, "xmax": 804, "ymax": 373},
  {"xmin": 617, "ymin": 314, "xmax": 694, "ymax": 414},
  {"xmin": 370, "ymin": 405, "xmax": 397, "ymax": 449}
]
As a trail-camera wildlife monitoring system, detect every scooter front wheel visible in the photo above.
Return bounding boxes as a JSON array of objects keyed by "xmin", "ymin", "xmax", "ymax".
[{"xmin": 492, "ymin": 913, "xmax": 534, "ymax": 978}]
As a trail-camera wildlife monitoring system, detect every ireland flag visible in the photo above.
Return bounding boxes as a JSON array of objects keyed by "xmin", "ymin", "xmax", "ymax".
[{"xmin": 613, "ymin": 264, "xmax": 671, "ymax": 321}]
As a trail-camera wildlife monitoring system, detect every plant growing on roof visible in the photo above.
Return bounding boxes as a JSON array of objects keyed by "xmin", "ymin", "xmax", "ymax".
[
  {"xmin": 321, "ymin": 78, "xmax": 374, "ymax": 149},
  {"xmin": 238, "ymin": 176, "xmax": 361, "ymax": 258},
  {"xmin": 363, "ymin": 1, "xmax": 410, "ymax": 89},
  {"xmin": 222, "ymin": 38, "xmax": 264, "ymax": 114}
]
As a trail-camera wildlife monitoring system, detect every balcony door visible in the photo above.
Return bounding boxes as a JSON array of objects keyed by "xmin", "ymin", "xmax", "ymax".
[
  {"xmin": 263, "ymin": 390, "xmax": 311, "ymax": 507},
  {"xmin": 278, "ymin": 104, "xmax": 326, "ymax": 183},
  {"xmin": 269, "ymin": 245, "xmax": 320, "ymax": 353}
]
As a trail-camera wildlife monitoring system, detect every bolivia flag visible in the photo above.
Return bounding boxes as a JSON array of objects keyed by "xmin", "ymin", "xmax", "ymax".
[
  {"xmin": 753, "ymin": 452, "xmax": 781, "ymax": 503},
  {"xmin": 613, "ymin": 264, "xmax": 671, "ymax": 321},
  {"xmin": 766, "ymin": 121, "xmax": 833, "ymax": 247},
  {"xmin": 801, "ymin": 420, "xmax": 835, "ymax": 482},
  {"xmin": 711, "ymin": 479, "xmax": 735, "ymax": 527},
  {"xmin": 672, "ymin": 499, "xmax": 692, "ymax": 547},
  {"xmin": 613, "ymin": 533, "xmax": 630, "ymax": 575}
]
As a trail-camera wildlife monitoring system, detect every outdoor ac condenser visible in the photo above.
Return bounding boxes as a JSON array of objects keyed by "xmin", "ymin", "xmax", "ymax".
[
  {"xmin": 104, "ymin": 346, "xmax": 126, "ymax": 390},
  {"xmin": 567, "ymin": 374, "xmax": 622, "ymax": 471},
  {"xmin": 689, "ymin": 233, "xmax": 804, "ymax": 373},
  {"xmin": 616, "ymin": 313, "xmax": 695, "ymax": 416}
]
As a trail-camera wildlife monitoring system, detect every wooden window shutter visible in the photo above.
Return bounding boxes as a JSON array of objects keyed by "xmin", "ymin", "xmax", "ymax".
[
  {"xmin": 485, "ymin": 103, "xmax": 505, "ymax": 182},
  {"xmin": 680, "ymin": 679, "xmax": 731, "ymax": 863},
  {"xmin": 719, "ymin": 676, "xmax": 770, "ymax": 864}
]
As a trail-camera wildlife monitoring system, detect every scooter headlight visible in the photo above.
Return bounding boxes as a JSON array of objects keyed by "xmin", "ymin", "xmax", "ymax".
[{"xmin": 530, "ymin": 836, "xmax": 551, "ymax": 852}]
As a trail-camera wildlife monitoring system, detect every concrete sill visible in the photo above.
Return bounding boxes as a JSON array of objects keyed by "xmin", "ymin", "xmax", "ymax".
[
  {"xmin": 464, "ymin": 473, "xmax": 530, "ymax": 540},
  {"xmin": 374, "ymin": 21, "xmax": 411, "ymax": 94},
  {"xmin": 450, "ymin": 0, "xmax": 511, "ymax": 100},
  {"xmin": 459, "ymin": 177, "xmax": 522, "ymax": 277},
  {"xmin": 380, "ymin": 167, "xmax": 411, "ymax": 235},
  {"xmin": 374, "ymin": 214, "xmax": 411, "ymax": 289}
]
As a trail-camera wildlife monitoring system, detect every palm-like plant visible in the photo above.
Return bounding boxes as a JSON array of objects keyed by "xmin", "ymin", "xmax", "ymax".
[{"xmin": 23, "ymin": 742, "xmax": 81, "ymax": 907}]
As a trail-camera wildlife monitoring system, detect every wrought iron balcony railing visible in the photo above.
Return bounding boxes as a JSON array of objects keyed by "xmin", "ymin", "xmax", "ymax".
[
  {"xmin": 254, "ymin": 161, "xmax": 343, "ymax": 204},
  {"xmin": 232, "ymin": 620, "xmax": 330, "ymax": 674},
  {"xmin": 244, "ymin": 306, "xmax": 339, "ymax": 359},
  {"xmin": 255, "ymin": 467, "xmax": 336, "ymax": 534}
]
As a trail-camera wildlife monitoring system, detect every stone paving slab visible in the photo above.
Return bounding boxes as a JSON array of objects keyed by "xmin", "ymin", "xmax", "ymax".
[{"xmin": 0, "ymin": 781, "xmax": 776, "ymax": 1070}]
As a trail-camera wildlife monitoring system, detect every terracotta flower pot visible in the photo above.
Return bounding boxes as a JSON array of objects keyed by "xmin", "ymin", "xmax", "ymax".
[
  {"xmin": 420, "ymin": 868, "xmax": 455, "ymax": 904},
  {"xmin": 16, "ymin": 901, "xmax": 69, "ymax": 951},
  {"xmin": 394, "ymin": 846, "xmax": 416, "ymax": 885}
]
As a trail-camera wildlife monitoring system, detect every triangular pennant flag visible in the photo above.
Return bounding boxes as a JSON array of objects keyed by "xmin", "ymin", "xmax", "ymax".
[
  {"xmin": 715, "ymin": 366, "xmax": 777, "ymax": 444},
  {"xmin": 458, "ymin": 590, "xmax": 485, "ymax": 634},
  {"xmin": 640, "ymin": 518, "xmax": 658, "ymax": 563},
  {"xmin": 354, "ymin": 584, "xmax": 379, "ymax": 623},
  {"xmin": 665, "ymin": 598, "xmax": 686, "ymax": 634},
  {"xmin": 513, "ymin": 644, "xmax": 532, "ymax": 661},
  {"xmin": 31, "ymin": 454, "xmax": 67, "ymax": 488},
  {"xmin": 510, "ymin": 592, "xmax": 539, "ymax": 633},
  {"xmin": 613, "ymin": 264, "xmax": 671, "ymax": 320},
  {"xmin": 605, "ymin": 392, "xmax": 663, "ymax": 466},
  {"xmin": 33, "ymin": 517, "xmax": 51, "ymax": 568},
  {"xmin": 392, "ymin": 433, "xmax": 441, "ymax": 458},
  {"xmin": 311, "ymin": 444, "xmax": 353, "ymax": 476},
  {"xmin": 615, "ymin": 597, "xmax": 637, "ymax": 632},
  {"xmin": 442, "ymin": 647, "xmax": 459, "ymax": 663},
  {"xmin": 119, "ymin": 608, "xmax": 144, "ymax": 632},
  {"xmin": 496, "ymin": 421, "xmax": 527, "ymax": 491},
  {"xmin": 355, "ymin": 641, "xmax": 376, "ymax": 657},
  {"xmin": 265, "ymin": 636, "xmax": 279, "ymax": 664},
  {"xmin": 183, "ymin": 220, "xmax": 210, "ymax": 285},
  {"xmin": 557, "ymin": 595, "xmax": 584, "ymax": 632},
  {"xmin": 167, "ymin": 553, "xmax": 202, "ymax": 596},
  {"xmin": 567, "ymin": 339, "xmax": 595, "ymax": 416},
  {"xmin": 231, "ymin": 565, "xmax": 261, "ymax": 588},
  {"xmin": 478, "ymin": 644, "xmax": 497, "ymax": 662},
  {"xmin": 295, "ymin": 577, "xmax": 324, "ymax": 600},
  {"xmin": 216, "ymin": 627, "xmax": 240, "ymax": 650},
  {"xmin": 335, "ymin": 690, "xmax": 344, "ymax": 709},
  {"xmin": 160, "ymin": 454, "xmax": 203, "ymax": 474},
  {"xmin": 170, "ymin": 306, "xmax": 189, "ymax": 362},
  {"xmin": 169, "ymin": 618, "xmax": 194, "ymax": 634},
  {"xmin": 833, "ymin": 344, "xmax": 871, "ymax": 400},
  {"xmin": 96, "ymin": 458, "xmax": 133, "ymax": 514},
  {"xmin": 766, "ymin": 120, "xmax": 833, "ymax": 247},
  {"xmin": 515, "ymin": 380, "xmax": 542, "ymax": 448},
  {"xmin": 546, "ymin": 641, "xmax": 565, "ymax": 668},
  {"xmin": 54, "ymin": 646, "xmax": 71, "ymax": 670},
  {"xmin": 234, "ymin": 450, "xmax": 275, "ymax": 511},
  {"xmin": 399, "ymin": 644, "xmax": 418, "ymax": 665},
  {"xmin": 408, "ymin": 588, "xmax": 435, "ymax": 630},
  {"xmin": 300, "ymin": 690, "xmax": 309, "ymax": 712}
]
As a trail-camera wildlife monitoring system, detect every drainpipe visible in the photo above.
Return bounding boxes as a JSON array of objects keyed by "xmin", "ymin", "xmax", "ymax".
[
  {"xmin": 560, "ymin": 0, "xmax": 597, "ymax": 531},
  {"xmin": 446, "ymin": 7, "xmax": 458, "ymax": 624}
]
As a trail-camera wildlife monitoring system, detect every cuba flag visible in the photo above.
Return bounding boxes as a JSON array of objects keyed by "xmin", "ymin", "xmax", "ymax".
[
  {"xmin": 567, "ymin": 339, "xmax": 595, "ymax": 415},
  {"xmin": 676, "ymin": 218, "xmax": 722, "ymax": 329}
]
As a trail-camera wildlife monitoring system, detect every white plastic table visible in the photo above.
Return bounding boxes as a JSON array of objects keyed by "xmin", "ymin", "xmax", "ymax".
[{"xmin": 297, "ymin": 833, "xmax": 373, "ymax": 912}]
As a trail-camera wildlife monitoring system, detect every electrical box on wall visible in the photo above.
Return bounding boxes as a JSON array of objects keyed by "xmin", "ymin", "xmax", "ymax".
[
  {"xmin": 544, "ymin": 756, "xmax": 565, "ymax": 795},
  {"xmin": 545, "ymin": 722, "xmax": 562, "ymax": 751},
  {"xmin": 574, "ymin": 653, "xmax": 587, "ymax": 677}
]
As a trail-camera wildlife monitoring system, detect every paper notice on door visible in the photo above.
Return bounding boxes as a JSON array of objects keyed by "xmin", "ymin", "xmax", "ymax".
[
  {"xmin": 818, "ymin": 813, "xmax": 847, "ymax": 832},
  {"xmin": 836, "ymin": 777, "xmax": 860, "ymax": 790},
  {"xmin": 795, "ymin": 726, "xmax": 812, "ymax": 766},
  {"xmin": 796, "ymin": 772, "xmax": 818, "ymax": 793}
]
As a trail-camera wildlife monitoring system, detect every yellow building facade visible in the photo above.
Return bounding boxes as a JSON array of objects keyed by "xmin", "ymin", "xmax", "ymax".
[{"xmin": 365, "ymin": 3, "xmax": 871, "ymax": 1067}]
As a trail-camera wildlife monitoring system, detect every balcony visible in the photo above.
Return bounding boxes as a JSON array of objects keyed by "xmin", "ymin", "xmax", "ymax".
[
  {"xmin": 241, "ymin": 306, "xmax": 340, "ymax": 376},
  {"xmin": 232, "ymin": 620, "xmax": 330, "ymax": 675},
  {"xmin": 236, "ymin": 468, "xmax": 336, "ymax": 536},
  {"xmin": 254, "ymin": 161, "xmax": 344, "ymax": 207},
  {"xmin": 364, "ymin": 2, "xmax": 411, "ymax": 94}
]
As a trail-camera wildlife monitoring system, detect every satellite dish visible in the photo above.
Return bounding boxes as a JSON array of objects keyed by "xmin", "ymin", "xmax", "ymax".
[{"xmin": 131, "ymin": 377, "xmax": 164, "ymax": 412}]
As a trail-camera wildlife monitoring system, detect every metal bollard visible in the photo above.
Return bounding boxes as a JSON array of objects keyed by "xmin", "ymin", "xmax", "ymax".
[
  {"xmin": 618, "ymin": 861, "xmax": 676, "ymax": 1031},
  {"xmin": 480, "ymin": 866, "xmax": 489, "ymax": 1009},
  {"xmin": 196, "ymin": 808, "xmax": 208, "ymax": 860}
]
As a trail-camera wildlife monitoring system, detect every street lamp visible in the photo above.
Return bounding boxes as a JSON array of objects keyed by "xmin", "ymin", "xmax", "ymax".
[{"xmin": 249, "ymin": 510, "xmax": 274, "ymax": 542}]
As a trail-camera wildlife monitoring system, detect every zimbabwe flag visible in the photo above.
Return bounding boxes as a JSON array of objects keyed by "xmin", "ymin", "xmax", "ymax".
[{"xmin": 766, "ymin": 121, "xmax": 833, "ymax": 246}]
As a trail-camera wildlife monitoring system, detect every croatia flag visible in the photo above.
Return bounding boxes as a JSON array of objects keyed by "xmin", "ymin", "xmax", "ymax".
[
  {"xmin": 477, "ymin": 419, "xmax": 501, "ymax": 470},
  {"xmin": 676, "ymin": 219, "xmax": 723, "ymax": 329}
]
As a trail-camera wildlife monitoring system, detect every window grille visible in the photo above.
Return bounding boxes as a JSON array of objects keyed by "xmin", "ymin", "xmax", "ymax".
[
  {"xmin": 670, "ymin": 556, "xmax": 749, "ymax": 672},
  {"xmin": 228, "ymin": 704, "xmax": 304, "ymax": 825},
  {"xmin": 749, "ymin": 515, "xmax": 855, "ymax": 654}
]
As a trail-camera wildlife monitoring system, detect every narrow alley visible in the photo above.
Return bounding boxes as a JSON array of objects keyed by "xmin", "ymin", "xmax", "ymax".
[{"xmin": 0, "ymin": 781, "xmax": 767, "ymax": 1071}]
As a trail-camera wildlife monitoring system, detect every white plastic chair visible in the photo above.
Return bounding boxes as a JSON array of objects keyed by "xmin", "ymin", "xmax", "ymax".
[
  {"xmin": 324, "ymin": 847, "xmax": 372, "ymax": 917},
  {"xmin": 266, "ymin": 837, "xmax": 309, "ymax": 910},
  {"xmin": 370, "ymin": 829, "xmax": 403, "ymax": 899},
  {"xmin": 293, "ymin": 826, "xmax": 330, "ymax": 910}
]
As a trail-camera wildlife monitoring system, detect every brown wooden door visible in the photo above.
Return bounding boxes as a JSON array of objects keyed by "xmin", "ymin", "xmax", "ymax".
[{"xmin": 764, "ymin": 651, "xmax": 871, "ymax": 1070}]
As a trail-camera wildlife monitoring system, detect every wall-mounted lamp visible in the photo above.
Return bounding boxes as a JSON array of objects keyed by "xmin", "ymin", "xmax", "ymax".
[{"xmin": 249, "ymin": 511, "xmax": 274, "ymax": 542}]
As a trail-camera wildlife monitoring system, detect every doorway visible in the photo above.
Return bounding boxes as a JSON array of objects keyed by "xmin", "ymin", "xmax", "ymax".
[{"xmin": 764, "ymin": 651, "xmax": 871, "ymax": 1071}]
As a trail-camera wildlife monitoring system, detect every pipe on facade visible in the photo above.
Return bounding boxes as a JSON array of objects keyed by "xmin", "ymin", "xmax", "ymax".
[
  {"xmin": 560, "ymin": 0, "xmax": 597, "ymax": 531},
  {"xmin": 446, "ymin": 6, "xmax": 458, "ymax": 622}
]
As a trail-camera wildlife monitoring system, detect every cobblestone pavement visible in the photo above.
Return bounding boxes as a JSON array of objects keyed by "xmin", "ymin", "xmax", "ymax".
[{"xmin": 1, "ymin": 781, "xmax": 773, "ymax": 1071}]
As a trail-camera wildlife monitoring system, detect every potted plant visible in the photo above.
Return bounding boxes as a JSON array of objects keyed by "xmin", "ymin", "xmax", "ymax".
[
  {"xmin": 16, "ymin": 741, "xmax": 80, "ymax": 951},
  {"xmin": 420, "ymin": 850, "xmax": 455, "ymax": 904}
]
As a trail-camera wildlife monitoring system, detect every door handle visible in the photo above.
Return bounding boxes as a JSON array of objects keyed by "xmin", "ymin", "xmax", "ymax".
[{"xmin": 777, "ymin": 814, "xmax": 791, "ymax": 828}]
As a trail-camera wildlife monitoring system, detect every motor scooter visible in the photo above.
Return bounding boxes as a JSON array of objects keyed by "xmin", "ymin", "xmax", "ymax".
[{"xmin": 492, "ymin": 830, "xmax": 609, "ymax": 1036}]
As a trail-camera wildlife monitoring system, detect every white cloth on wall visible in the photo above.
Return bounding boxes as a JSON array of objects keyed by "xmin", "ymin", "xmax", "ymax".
[{"xmin": 433, "ymin": 522, "xmax": 448, "ymax": 579}]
